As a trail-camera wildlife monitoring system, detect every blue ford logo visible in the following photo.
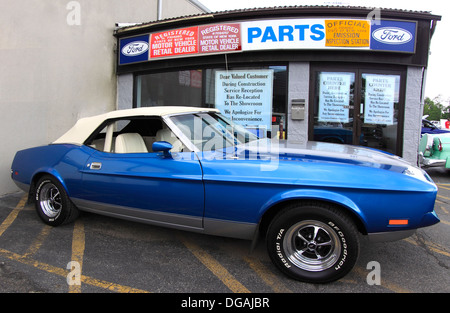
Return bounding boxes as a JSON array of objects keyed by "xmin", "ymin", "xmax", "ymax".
[
  {"xmin": 121, "ymin": 41, "xmax": 149, "ymax": 56},
  {"xmin": 372, "ymin": 27, "xmax": 412, "ymax": 45}
]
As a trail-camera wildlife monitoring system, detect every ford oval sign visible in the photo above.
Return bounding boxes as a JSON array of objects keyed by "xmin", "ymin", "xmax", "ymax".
[
  {"xmin": 372, "ymin": 27, "xmax": 412, "ymax": 45},
  {"xmin": 121, "ymin": 41, "xmax": 149, "ymax": 56}
]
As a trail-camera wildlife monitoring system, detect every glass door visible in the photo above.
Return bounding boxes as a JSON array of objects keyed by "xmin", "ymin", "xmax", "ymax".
[
  {"xmin": 360, "ymin": 73, "xmax": 401, "ymax": 154},
  {"xmin": 310, "ymin": 64, "xmax": 405, "ymax": 156},
  {"xmin": 311, "ymin": 71, "xmax": 358, "ymax": 145}
]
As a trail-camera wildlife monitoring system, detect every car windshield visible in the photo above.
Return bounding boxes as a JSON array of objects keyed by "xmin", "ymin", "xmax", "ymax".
[
  {"xmin": 169, "ymin": 112, "xmax": 259, "ymax": 151},
  {"xmin": 423, "ymin": 120, "xmax": 436, "ymax": 129}
]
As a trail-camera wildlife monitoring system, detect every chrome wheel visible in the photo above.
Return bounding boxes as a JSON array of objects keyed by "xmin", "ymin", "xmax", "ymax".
[
  {"xmin": 35, "ymin": 176, "xmax": 79, "ymax": 226},
  {"xmin": 267, "ymin": 203, "xmax": 360, "ymax": 282},
  {"xmin": 38, "ymin": 183, "xmax": 62, "ymax": 218},
  {"xmin": 283, "ymin": 220, "xmax": 341, "ymax": 272}
]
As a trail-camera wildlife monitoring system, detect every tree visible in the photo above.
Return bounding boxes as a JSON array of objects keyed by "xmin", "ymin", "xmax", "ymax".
[{"xmin": 423, "ymin": 97, "xmax": 445, "ymax": 121}]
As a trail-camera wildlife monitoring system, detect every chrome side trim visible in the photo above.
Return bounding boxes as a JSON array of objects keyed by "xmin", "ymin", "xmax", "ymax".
[
  {"xmin": 367, "ymin": 229, "xmax": 415, "ymax": 242},
  {"xmin": 72, "ymin": 198, "xmax": 203, "ymax": 232},
  {"xmin": 204, "ymin": 218, "xmax": 257, "ymax": 240},
  {"xmin": 71, "ymin": 198, "xmax": 257, "ymax": 240}
]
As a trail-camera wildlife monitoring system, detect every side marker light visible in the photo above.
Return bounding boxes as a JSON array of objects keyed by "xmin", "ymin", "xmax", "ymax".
[{"xmin": 389, "ymin": 219, "xmax": 409, "ymax": 225}]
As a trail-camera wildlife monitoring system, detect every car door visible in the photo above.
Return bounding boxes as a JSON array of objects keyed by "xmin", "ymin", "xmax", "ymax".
[{"xmin": 74, "ymin": 117, "xmax": 204, "ymax": 230}]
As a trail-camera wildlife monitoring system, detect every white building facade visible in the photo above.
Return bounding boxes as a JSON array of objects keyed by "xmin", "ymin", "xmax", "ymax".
[{"xmin": 1, "ymin": 0, "xmax": 208, "ymax": 195}]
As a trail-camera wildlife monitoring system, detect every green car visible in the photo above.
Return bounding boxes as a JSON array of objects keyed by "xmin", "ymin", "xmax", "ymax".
[{"xmin": 419, "ymin": 133, "xmax": 450, "ymax": 168}]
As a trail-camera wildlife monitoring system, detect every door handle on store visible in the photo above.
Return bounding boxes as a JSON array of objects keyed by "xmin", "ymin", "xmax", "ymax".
[{"xmin": 89, "ymin": 162, "xmax": 102, "ymax": 170}]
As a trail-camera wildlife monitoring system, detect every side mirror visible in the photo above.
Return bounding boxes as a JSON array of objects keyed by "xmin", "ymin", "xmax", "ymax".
[{"xmin": 152, "ymin": 141, "xmax": 173, "ymax": 157}]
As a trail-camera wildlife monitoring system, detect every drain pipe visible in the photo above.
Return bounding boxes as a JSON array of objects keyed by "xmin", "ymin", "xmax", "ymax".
[{"xmin": 157, "ymin": 0, "xmax": 163, "ymax": 20}]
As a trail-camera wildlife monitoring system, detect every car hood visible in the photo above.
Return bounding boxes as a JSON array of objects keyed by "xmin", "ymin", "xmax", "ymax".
[
  {"xmin": 196, "ymin": 139, "xmax": 435, "ymax": 190},
  {"xmin": 217, "ymin": 139, "xmax": 432, "ymax": 179},
  {"xmin": 241, "ymin": 139, "xmax": 409, "ymax": 168}
]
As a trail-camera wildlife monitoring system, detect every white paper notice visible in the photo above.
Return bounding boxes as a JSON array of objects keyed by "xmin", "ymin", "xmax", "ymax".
[
  {"xmin": 318, "ymin": 73, "xmax": 352, "ymax": 123},
  {"xmin": 364, "ymin": 75, "xmax": 395, "ymax": 125},
  {"xmin": 215, "ymin": 70, "xmax": 273, "ymax": 136}
]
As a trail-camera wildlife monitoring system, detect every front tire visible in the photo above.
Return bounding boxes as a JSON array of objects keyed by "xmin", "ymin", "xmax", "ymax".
[
  {"xmin": 266, "ymin": 202, "xmax": 360, "ymax": 283},
  {"xmin": 35, "ymin": 175, "xmax": 79, "ymax": 226}
]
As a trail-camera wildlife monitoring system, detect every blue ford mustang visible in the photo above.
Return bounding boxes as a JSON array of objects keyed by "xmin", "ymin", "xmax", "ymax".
[{"xmin": 11, "ymin": 107, "xmax": 439, "ymax": 283}]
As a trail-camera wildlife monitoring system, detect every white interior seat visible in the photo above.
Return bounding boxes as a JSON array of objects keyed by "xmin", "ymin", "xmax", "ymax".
[{"xmin": 115, "ymin": 133, "xmax": 148, "ymax": 153}]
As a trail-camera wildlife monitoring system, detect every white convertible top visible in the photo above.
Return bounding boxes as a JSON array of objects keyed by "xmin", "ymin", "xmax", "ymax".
[{"xmin": 53, "ymin": 106, "xmax": 219, "ymax": 145}]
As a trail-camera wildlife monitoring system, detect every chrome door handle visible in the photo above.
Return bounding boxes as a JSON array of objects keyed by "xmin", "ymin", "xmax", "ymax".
[{"xmin": 89, "ymin": 162, "xmax": 102, "ymax": 170}]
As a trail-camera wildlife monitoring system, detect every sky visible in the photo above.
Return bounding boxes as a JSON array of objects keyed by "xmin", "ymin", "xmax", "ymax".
[{"xmin": 198, "ymin": 0, "xmax": 449, "ymax": 104}]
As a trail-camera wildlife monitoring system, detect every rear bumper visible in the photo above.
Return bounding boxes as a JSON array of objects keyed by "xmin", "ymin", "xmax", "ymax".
[
  {"xmin": 12, "ymin": 179, "xmax": 30, "ymax": 194},
  {"xmin": 419, "ymin": 152, "xmax": 449, "ymax": 168},
  {"xmin": 422, "ymin": 158, "xmax": 446, "ymax": 167}
]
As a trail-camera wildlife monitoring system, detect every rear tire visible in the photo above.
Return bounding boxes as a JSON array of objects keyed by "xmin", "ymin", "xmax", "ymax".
[
  {"xmin": 35, "ymin": 175, "xmax": 79, "ymax": 226},
  {"xmin": 266, "ymin": 202, "xmax": 360, "ymax": 283}
]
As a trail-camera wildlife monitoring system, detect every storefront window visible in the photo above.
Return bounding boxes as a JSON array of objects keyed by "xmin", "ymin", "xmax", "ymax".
[
  {"xmin": 136, "ymin": 70, "xmax": 203, "ymax": 107},
  {"xmin": 135, "ymin": 65, "xmax": 287, "ymax": 138},
  {"xmin": 310, "ymin": 65, "xmax": 404, "ymax": 155},
  {"xmin": 313, "ymin": 72, "xmax": 356, "ymax": 145}
]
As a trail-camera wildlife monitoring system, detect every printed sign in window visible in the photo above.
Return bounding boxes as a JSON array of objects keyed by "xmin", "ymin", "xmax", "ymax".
[
  {"xmin": 364, "ymin": 74, "xmax": 396, "ymax": 125},
  {"xmin": 215, "ymin": 70, "xmax": 273, "ymax": 137},
  {"xmin": 318, "ymin": 73, "xmax": 352, "ymax": 123}
]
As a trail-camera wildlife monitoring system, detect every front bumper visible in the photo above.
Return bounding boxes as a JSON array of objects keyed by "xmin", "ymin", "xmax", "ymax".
[
  {"xmin": 368, "ymin": 211, "xmax": 440, "ymax": 242},
  {"xmin": 368, "ymin": 229, "xmax": 416, "ymax": 242}
]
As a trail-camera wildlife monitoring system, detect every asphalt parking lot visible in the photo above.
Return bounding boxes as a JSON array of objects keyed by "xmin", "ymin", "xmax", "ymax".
[{"xmin": 0, "ymin": 167, "xmax": 448, "ymax": 299}]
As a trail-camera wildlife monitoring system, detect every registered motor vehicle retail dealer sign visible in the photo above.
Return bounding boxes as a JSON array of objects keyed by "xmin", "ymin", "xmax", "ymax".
[
  {"xmin": 118, "ymin": 19, "xmax": 417, "ymax": 65},
  {"xmin": 119, "ymin": 23, "xmax": 241, "ymax": 65}
]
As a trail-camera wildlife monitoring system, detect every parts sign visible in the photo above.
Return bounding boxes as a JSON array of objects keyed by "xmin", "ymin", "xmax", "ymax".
[{"xmin": 119, "ymin": 19, "xmax": 416, "ymax": 65}]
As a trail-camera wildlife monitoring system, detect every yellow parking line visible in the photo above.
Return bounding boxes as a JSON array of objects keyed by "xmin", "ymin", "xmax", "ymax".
[
  {"xmin": 437, "ymin": 184, "xmax": 450, "ymax": 190},
  {"xmin": 353, "ymin": 266, "xmax": 412, "ymax": 293},
  {"xmin": 440, "ymin": 206, "xmax": 449, "ymax": 214},
  {"xmin": 182, "ymin": 239, "xmax": 250, "ymax": 293},
  {"xmin": 0, "ymin": 195, "xmax": 149, "ymax": 293},
  {"xmin": 79, "ymin": 273, "xmax": 150, "ymax": 293},
  {"xmin": 220, "ymin": 240, "xmax": 292, "ymax": 293},
  {"xmin": 243, "ymin": 256, "xmax": 292, "ymax": 293},
  {"xmin": 437, "ymin": 194, "xmax": 450, "ymax": 201},
  {"xmin": 0, "ymin": 194, "xmax": 27, "ymax": 237},
  {"xmin": 23, "ymin": 225, "xmax": 52, "ymax": 258},
  {"xmin": 404, "ymin": 237, "xmax": 450, "ymax": 258},
  {"xmin": 69, "ymin": 219, "xmax": 85, "ymax": 293},
  {"xmin": 0, "ymin": 247, "xmax": 68, "ymax": 276},
  {"xmin": 0, "ymin": 247, "xmax": 150, "ymax": 293}
]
